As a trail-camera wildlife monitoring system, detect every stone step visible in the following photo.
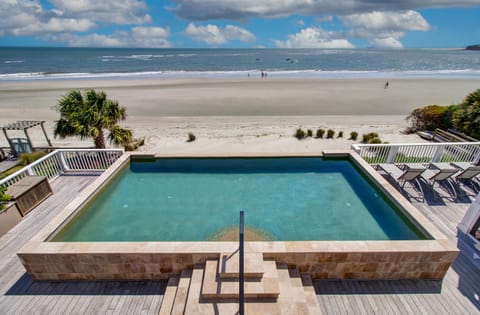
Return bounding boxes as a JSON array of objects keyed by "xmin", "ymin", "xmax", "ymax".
[
  {"xmin": 276, "ymin": 264, "xmax": 322, "ymax": 315},
  {"xmin": 170, "ymin": 269, "xmax": 192, "ymax": 315},
  {"xmin": 301, "ymin": 273, "xmax": 323, "ymax": 314},
  {"xmin": 158, "ymin": 275, "xmax": 179, "ymax": 315},
  {"xmin": 201, "ymin": 259, "xmax": 279, "ymax": 301},
  {"xmin": 218, "ymin": 251, "xmax": 264, "ymax": 279}
]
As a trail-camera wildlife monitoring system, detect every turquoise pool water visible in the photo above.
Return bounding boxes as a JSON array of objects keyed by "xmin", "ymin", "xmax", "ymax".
[{"xmin": 52, "ymin": 158, "xmax": 426, "ymax": 242}]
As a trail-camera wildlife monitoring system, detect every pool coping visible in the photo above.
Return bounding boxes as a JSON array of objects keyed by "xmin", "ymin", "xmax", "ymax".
[{"xmin": 18, "ymin": 151, "xmax": 459, "ymax": 281}]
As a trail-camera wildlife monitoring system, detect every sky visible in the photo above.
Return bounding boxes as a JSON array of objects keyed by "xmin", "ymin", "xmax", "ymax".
[{"xmin": 0, "ymin": 0, "xmax": 480, "ymax": 49}]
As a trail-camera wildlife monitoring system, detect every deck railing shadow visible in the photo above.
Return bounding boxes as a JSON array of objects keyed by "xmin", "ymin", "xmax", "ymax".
[
  {"xmin": 5, "ymin": 273, "xmax": 167, "ymax": 296},
  {"xmin": 314, "ymin": 279, "xmax": 442, "ymax": 295}
]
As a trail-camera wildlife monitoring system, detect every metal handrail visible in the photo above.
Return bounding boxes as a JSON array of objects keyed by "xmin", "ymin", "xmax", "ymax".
[{"xmin": 239, "ymin": 210, "xmax": 245, "ymax": 315}]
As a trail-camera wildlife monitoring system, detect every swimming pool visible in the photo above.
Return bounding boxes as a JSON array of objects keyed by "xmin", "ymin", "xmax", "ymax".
[
  {"xmin": 18, "ymin": 152, "xmax": 458, "ymax": 281},
  {"xmin": 52, "ymin": 157, "xmax": 425, "ymax": 242}
]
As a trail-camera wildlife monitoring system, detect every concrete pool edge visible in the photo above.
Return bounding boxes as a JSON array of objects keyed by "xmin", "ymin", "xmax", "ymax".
[{"xmin": 17, "ymin": 151, "xmax": 459, "ymax": 281}]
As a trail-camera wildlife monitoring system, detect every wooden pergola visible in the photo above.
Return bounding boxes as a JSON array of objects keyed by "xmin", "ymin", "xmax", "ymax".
[{"xmin": 2, "ymin": 120, "xmax": 52, "ymax": 156}]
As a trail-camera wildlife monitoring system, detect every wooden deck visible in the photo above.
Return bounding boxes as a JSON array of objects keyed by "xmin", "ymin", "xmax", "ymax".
[{"xmin": 0, "ymin": 174, "xmax": 479, "ymax": 314}]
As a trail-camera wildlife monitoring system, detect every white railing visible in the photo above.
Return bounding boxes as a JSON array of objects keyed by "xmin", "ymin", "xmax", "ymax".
[
  {"xmin": 351, "ymin": 142, "xmax": 480, "ymax": 165},
  {"xmin": 0, "ymin": 149, "xmax": 124, "ymax": 188}
]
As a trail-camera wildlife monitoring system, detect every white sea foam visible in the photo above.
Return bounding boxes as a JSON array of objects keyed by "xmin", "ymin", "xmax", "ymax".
[{"xmin": 0, "ymin": 69, "xmax": 479, "ymax": 81}]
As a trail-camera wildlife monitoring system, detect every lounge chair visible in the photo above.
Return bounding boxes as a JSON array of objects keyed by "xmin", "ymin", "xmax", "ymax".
[
  {"xmin": 377, "ymin": 163, "xmax": 426, "ymax": 200},
  {"xmin": 420, "ymin": 164, "xmax": 459, "ymax": 199},
  {"xmin": 450, "ymin": 162, "xmax": 480, "ymax": 194},
  {"xmin": 450, "ymin": 162, "xmax": 480, "ymax": 183}
]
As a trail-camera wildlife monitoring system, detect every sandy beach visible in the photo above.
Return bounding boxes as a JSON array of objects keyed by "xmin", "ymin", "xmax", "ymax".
[{"xmin": 0, "ymin": 77, "xmax": 478, "ymax": 153}]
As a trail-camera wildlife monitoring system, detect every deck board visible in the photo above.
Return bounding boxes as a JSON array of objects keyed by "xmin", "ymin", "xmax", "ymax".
[{"xmin": 0, "ymin": 174, "xmax": 479, "ymax": 314}]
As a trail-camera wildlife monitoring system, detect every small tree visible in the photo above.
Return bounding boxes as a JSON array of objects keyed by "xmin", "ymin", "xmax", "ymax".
[
  {"xmin": 307, "ymin": 129, "xmax": 313, "ymax": 137},
  {"xmin": 54, "ymin": 89, "xmax": 132, "ymax": 148},
  {"xmin": 337, "ymin": 131, "xmax": 344, "ymax": 138}
]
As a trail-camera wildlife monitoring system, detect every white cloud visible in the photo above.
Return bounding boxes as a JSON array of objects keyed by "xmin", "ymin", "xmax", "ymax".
[
  {"xmin": 185, "ymin": 23, "xmax": 255, "ymax": 46},
  {"xmin": 0, "ymin": 0, "xmax": 96, "ymax": 36},
  {"xmin": 170, "ymin": 0, "xmax": 480, "ymax": 20},
  {"xmin": 51, "ymin": 26, "xmax": 171, "ymax": 48},
  {"xmin": 369, "ymin": 37, "xmax": 403, "ymax": 49},
  {"xmin": 49, "ymin": 0, "xmax": 151, "ymax": 24},
  {"xmin": 342, "ymin": 10, "xmax": 430, "ymax": 33},
  {"xmin": 274, "ymin": 27, "xmax": 354, "ymax": 48},
  {"xmin": 0, "ymin": 0, "xmax": 151, "ymax": 37},
  {"xmin": 342, "ymin": 11, "xmax": 430, "ymax": 48}
]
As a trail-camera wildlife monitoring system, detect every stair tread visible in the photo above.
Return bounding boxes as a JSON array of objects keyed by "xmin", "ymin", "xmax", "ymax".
[
  {"xmin": 158, "ymin": 275, "xmax": 179, "ymax": 315},
  {"xmin": 202, "ymin": 259, "xmax": 279, "ymax": 300},
  {"xmin": 170, "ymin": 269, "xmax": 192, "ymax": 315},
  {"xmin": 219, "ymin": 251, "xmax": 264, "ymax": 278}
]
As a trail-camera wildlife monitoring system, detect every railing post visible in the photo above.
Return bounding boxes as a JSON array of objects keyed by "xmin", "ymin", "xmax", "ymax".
[
  {"xmin": 432, "ymin": 145, "xmax": 445, "ymax": 162},
  {"xmin": 239, "ymin": 210, "xmax": 245, "ymax": 315},
  {"xmin": 386, "ymin": 146, "xmax": 399, "ymax": 163}
]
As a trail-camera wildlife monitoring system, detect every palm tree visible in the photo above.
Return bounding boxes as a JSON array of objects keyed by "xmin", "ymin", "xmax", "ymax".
[
  {"xmin": 453, "ymin": 88, "xmax": 480, "ymax": 139},
  {"xmin": 54, "ymin": 89, "xmax": 132, "ymax": 148}
]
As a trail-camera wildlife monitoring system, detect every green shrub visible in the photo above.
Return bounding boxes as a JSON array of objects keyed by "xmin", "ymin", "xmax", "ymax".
[
  {"xmin": 368, "ymin": 137, "xmax": 382, "ymax": 144},
  {"xmin": 452, "ymin": 89, "xmax": 480, "ymax": 139},
  {"xmin": 350, "ymin": 131, "xmax": 358, "ymax": 140},
  {"xmin": 0, "ymin": 186, "xmax": 12, "ymax": 211},
  {"xmin": 362, "ymin": 132, "xmax": 379, "ymax": 143},
  {"xmin": 327, "ymin": 129, "xmax": 335, "ymax": 139},
  {"xmin": 338, "ymin": 131, "xmax": 343, "ymax": 138},
  {"xmin": 405, "ymin": 104, "xmax": 456, "ymax": 133},
  {"xmin": 294, "ymin": 128, "xmax": 306, "ymax": 140},
  {"xmin": 307, "ymin": 129, "xmax": 313, "ymax": 137},
  {"xmin": 187, "ymin": 132, "xmax": 196, "ymax": 142},
  {"xmin": 19, "ymin": 151, "xmax": 47, "ymax": 166},
  {"xmin": 316, "ymin": 129, "xmax": 325, "ymax": 138}
]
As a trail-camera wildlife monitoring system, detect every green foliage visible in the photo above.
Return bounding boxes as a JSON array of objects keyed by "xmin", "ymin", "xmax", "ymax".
[
  {"xmin": 368, "ymin": 137, "xmax": 382, "ymax": 144},
  {"xmin": 0, "ymin": 186, "xmax": 12, "ymax": 211},
  {"xmin": 19, "ymin": 151, "xmax": 47, "ymax": 166},
  {"xmin": 307, "ymin": 129, "xmax": 313, "ymax": 137},
  {"xmin": 294, "ymin": 128, "xmax": 306, "ymax": 140},
  {"xmin": 350, "ymin": 131, "xmax": 358, "ymax": 140},
  {"xmin": 124, "ymin": 137, "xmax": 145, "ymax": 151},
  {"xmin": 54, "ymin": 89, "xmax": 132, "ymax": 148},
  {"xmin": 337, "ymin": 131, "xmax": 344, "ymax": 138},
  {"xmin": 316, "ymin": 128, "xmax": 325, "ymax": 138},
  {"xmin": 187, "ymin": 132, "xmax": 196, "ymax": 142},
  {"xmin": 362, "ymin": 132, "xmax": 380, "ymax": 144},
  {"xmin": 326, "ymin": 129, "xmax": 335, "ymax": 139},
  {"xmin": 452, "ymin": 89, "xmax": 480, "ymax": 139},
  {"xmin": 405, "ymin": 104, "xmax": 456, "ymax": 133}
]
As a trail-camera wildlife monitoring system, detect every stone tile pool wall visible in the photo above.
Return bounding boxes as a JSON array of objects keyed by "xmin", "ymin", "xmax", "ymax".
[{"xmin": 17, "ymin": 152, "xmax": 458, "ymax": 281}]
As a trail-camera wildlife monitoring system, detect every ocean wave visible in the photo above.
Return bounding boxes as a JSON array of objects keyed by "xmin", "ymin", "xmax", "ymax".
[
  {"xmin": 1, "ymin": 69, "xmax": 479, "ymax": 81},
  {"xmin": 3, "ymin": 60, "xmax": 24, "ymax": 64}
]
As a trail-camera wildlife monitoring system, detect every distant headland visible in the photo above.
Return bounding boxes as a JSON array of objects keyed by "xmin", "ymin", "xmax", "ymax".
[{"xmin": 466, "ymin": 44, "xmax": 480, "ymax": 51}]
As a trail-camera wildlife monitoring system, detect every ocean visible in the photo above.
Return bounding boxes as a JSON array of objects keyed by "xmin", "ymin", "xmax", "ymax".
[{"xmin": 0, "ymin": 47, "xmax": 479, "ymax": 81}]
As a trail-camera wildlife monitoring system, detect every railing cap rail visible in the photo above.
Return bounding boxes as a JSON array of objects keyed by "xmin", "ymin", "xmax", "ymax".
[
  {"xmin": 352, "ymin": 141, "xmax": 480, "ymax": 149},
  {"xmin": 0, "ymin": 149, "xmax": 124, "ymax": 187}
]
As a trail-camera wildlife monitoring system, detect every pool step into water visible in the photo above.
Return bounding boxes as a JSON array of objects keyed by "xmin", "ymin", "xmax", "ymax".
[{"xmin": 158, "ymin": 254, "xmax": 322, "ymax": 314}]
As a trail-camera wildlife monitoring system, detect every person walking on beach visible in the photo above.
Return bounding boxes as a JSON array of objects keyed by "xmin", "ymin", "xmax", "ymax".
[{"xmin": 384, "ymin": 81, "xmax": 389, "ymax": 89}]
